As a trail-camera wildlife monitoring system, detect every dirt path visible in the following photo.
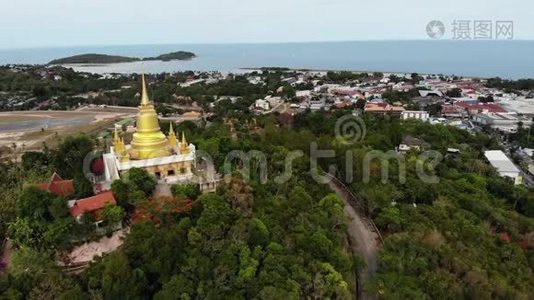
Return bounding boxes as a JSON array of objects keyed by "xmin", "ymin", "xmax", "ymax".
[
  {"xmin": 327, "ymin": 178, "xmax": 380, "ymax": 300},
  {"xmin": 153, "ymin": 183, "xmax": 172, "ymax": 198},
  {"xmin": 1, "ymin": 239, "xmax": 13, "ymax": 271}
]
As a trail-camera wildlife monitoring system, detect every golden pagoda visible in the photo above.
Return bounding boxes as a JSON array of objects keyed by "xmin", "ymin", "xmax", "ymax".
[
  {"xmin": 129, "ymin": 74, "xmax": 172, "ymax": 160},
  {"xmin": 101, "ymin": 74, "xmax": 219, "ymax": 193}
]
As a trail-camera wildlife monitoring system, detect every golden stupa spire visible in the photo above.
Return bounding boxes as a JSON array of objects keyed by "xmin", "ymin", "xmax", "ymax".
[
  {"xmin": 130, "ymin": 74, "xmax": 171, "ymax": 159},
  {"xmin": 113, "ymin": 127, "xmax": 126, "ymax": 156},
  {"xmin": 113, "ymin": 127, "xmax": 120, "ymax": 143},
  {"xmin": 140, "ymin": 73, "xmax": 150, "ymax": 106},
  {"xmin": 168, "ymin": 123, "xmax": 178, "ymax": 147},
  {"xmin": 180, "ymin": 132, "xmax": 190, "ymax": 154}
]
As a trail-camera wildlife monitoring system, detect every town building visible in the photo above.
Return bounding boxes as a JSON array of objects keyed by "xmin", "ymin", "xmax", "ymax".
[
  {"xmin": 397, "ymin": 136, "xmax": 430, "ymax": 152},
  {"xmin": 255, "ymin": 99, "xmax": 270, "ymax": 111},
  {"xmin": 401, "ymin": 110, "xmax": 430, "ymax": 121},
  {"xmin": 419, "ymin": 90, "xmax": 444, "ymax": 97},
  {"xmin": 364, "ymin": 102, "xmax": 405, "ymax": 115},
  {"xmin": 472, "ymin": 113, "xmax": 532, "ymax": 133},
  {"xmin": 455, "ymin": 101, "xmax": 507, "ymax": 115},
  {"xmin": 69, "ymin": 191, "xmax": 117, "ymax": 227},
  {"xmin": 484, "ymin": 150, "xmax": 522, "ymax": 185}
]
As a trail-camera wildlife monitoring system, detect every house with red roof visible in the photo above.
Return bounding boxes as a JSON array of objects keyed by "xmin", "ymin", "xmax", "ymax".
[
  {"xmin": 454, "ymin": 101, "xmax": 507, "ymax": 115},
  {"xmin": 364, "ymin": 102, "xmax": 405, "ymax": 115},
  {"xmin": 69, "ymin": 191, "xmax": 116, "ymax": 225},
  {"xmin": 441, "ymin": 104, "xmax": 465, "ymax": 118},
  {"xmin": 33, "ymin": 172, "xmax": 74, "ymax": 198}
]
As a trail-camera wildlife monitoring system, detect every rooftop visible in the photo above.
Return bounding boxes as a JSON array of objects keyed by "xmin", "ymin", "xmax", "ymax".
[
  {"xmin": 484, "ymin": 150, "xmax": 520, "ymax": 174},
  {"xmin": 34, "ymin": 172, "xmax": 74, "ymax": 198},
  {"xmin": 70, "ymin": 191, "xmax": 116, "ymax": 218}
]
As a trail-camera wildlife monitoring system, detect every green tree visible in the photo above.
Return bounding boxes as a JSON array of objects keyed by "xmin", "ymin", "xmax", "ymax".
[
  {"xmin": 21, "ymin": 151, "xmax": 49, "ymax": 171},
  {"xmin": 48, "ymin": 196, "xmax": 69, "ymax": 220},
  {"xmin": 52, "ymin": 135, "xmax": 94, "ymax": 179},
  {"xmin": 125, "ymin": 168, "xmax": 157, "ymax": 196},
  {"xmin": 171, "ymin": 184, "xmax": 200, "ymax": 200},
  {"xmin": 154, "ymin": 275, "xmax": 195, "ymax": 300},
  {"xmin": 111, "ymin": 180, "xmax": 130, "ymax": 208},
  {"xmin": 73, "ymin": 174, "xmax": 94, "ymax": 199},
  {"xmin": 248, "ymin": 218, "xmax": 270, "ymax": 247},
  {"xmin": 101, "ymin": 204, "xmax": 124, "ymax": 229},
  {"xmin": 17, "ymin": 187, "xmax": 54, "ymax": 221}
]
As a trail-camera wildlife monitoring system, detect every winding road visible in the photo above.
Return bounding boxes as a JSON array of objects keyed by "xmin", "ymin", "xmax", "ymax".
[{"xmin": 326, "ymin": 176, "xmax": 380, "ymax": 300}]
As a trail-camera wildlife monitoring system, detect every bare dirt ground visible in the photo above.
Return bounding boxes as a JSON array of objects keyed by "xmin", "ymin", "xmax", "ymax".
[
  {"xmin": 328, "ymin": 179, "xmax": 380, "ymax": 300},
  {"xmin": 0, "ymin": 239, "xmax": 13, "ymax": 271},
  {"xmin": 64, "ymin": 228, "xmax": 128, "ymax": 265},
  {"xmin": 0, "ymin": 111, "xmax": 126, "ymax": 159},
  {"xmin": 153, "ymin": 183, "xmax": 172, "ymax": 198},
  {"xmin": 76, "ymin": 105, "xmax": 138, "ymax": 114},
  {"xmin": 0, "ymin": 110, "xmax": 104, "ymax": 122}
]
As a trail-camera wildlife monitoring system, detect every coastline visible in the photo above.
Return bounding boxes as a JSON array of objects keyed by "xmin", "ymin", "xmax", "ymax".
[
  {"xmin": 2, "ymin": 41, "xmax": 533, "ymax": 79},
  {"xmin": 239, "ymin": 67, "xmax": 490, "ymax": 79}
]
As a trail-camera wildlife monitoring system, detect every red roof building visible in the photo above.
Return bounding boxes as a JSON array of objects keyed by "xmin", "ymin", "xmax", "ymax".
[
  {"xmin": 364, "ymin": 102, "xmax": 405, "ymax": 114},
  {"xmin": 34, "ymin": 173, "xmax": 74, "ymax": 198},
  {"xmin": 69, "ymin": 191, "xmax": 116, "ymax": 220},
  {"xmin": 454, "ymin": 101, "xmax": 507, "ymax": 114},
  {"xmin": 334, "ymin": 102, "xmax": 354, "ymax": 109}
]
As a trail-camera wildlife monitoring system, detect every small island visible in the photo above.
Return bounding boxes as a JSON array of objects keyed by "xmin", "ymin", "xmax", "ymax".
[{"xmin": 48, "ymin": 51, "xmax": 196, "ymax": 65}]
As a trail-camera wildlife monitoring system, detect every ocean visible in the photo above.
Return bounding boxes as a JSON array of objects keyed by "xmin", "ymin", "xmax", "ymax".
[{"xmin": 0, "ymin": 41, "xmax": 533, "ymax": 79}]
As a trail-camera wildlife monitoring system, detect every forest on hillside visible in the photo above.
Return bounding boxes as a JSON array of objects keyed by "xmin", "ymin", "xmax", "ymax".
[{"xmin": 0, "ymin": 109, "xmax": 533, "ymax": 299}]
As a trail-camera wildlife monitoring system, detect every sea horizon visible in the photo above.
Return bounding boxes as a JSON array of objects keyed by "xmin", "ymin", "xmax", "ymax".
[{"xmin": 1, "ymin": 40, "xmax": 533, "ymax": 79}]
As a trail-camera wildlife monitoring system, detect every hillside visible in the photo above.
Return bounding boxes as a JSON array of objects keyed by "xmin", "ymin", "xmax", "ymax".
[
  {"xmin": 48, "ymin": 51, "xmax": 196, "ymax": 65},
  {"xmin": 143, "ymin": 51, "xmax": 196, "ymax": 61},
  {"xmin": 48, "ymin": 54, "xmax": 139, "ymax": 64}
]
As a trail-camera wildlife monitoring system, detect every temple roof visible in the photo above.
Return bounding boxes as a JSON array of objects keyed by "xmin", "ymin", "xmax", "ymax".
[
  {"xmin": 70, "ymin": 191, "xmax": 116, "ymax": 218},
  {"xmin": 34, "ymin": 172, "xmax": 74, "ymax": 198}
]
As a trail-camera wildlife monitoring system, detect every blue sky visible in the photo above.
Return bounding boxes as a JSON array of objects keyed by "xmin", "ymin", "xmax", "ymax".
[{"xmin": 1, "ymin": 0, "xmax": 532, "ymax": 48}]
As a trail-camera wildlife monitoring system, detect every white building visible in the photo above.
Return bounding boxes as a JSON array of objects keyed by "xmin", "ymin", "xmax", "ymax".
[
  {"xmin": 265, "ymin": 96, "xmax": 282, "ymax": 108},
  {"xmin": 472, "ymin": 113, "xmax": 532, "ymax": 133},
  {"xmin": 484, "ymin": 150, "xmax": 522, "ymax": 185},
  {"xmin": 255, "ymin": 99, "xmax": 270, "ymax": 111},
  {"xmin": 401, "ymin": 110, "xmax": 430, "ymax": 121},
  {"xmin": 419, "ymin": 90, "xmax": 444, "ymax": 97},
  {"xmin": 296, "ymin": 90, "xmax": 312, "ymax": 98}
]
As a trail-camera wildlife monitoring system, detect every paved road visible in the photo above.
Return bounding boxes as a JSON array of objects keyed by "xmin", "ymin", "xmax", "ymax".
[{"xmin": 327, "ymin": 178, "xmax": 379, "ymax": 300}]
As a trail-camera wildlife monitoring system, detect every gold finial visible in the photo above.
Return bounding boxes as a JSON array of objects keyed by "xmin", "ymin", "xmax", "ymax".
[
  {"xmin": 181, "ymin": 132, "xmax": 188, "ymax": 146},
  {"xmin": 180, "ymin": 132, "xmax": 190, "ymax": 154},
  {"xmin": 113, "ymin": 127, "xmax": 120, "ymax": 142},
  {"xmin": 113, "ymin": 128, "xmax": 125, "ymax": 153},
  {"xmin": 140, "ymin": 73, "xmax": 150, "ymax": 106},
  {"xmin": 168, "ymin": 123, "xmax": 177, "ymax": 147}
]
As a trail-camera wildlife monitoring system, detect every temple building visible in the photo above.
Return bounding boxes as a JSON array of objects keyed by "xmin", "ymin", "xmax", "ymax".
[{"xmin": 102, "ymin": 75, "xmax": 218, "ymax": 193}]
